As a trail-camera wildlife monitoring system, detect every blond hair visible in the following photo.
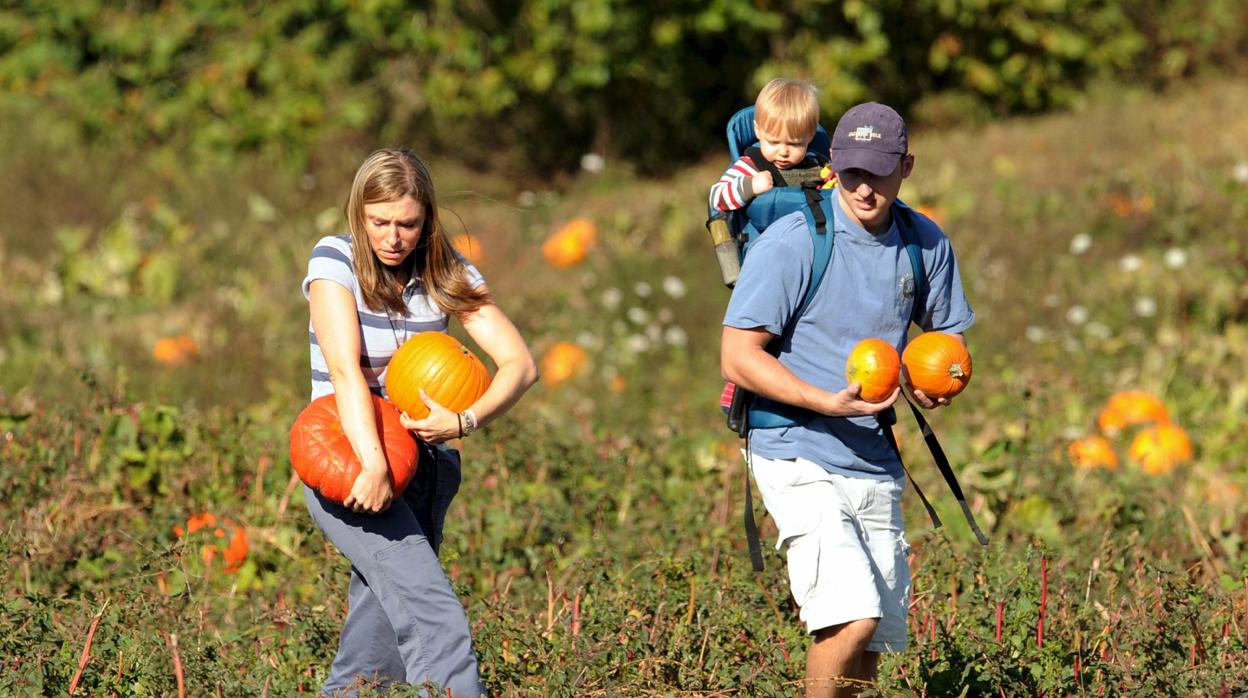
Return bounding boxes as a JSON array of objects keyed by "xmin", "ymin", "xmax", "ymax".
[
  {"xmin": 345, "ymin": 148, "xmax": 491, "ymax": 317},
  {"xmin": 754, "ymin": 78, "xmax": 819, "ymax": 141}
]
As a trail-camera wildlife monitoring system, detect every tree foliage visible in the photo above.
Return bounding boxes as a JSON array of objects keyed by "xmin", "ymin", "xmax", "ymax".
[{"xmin": 1, "ymin": 0, "xmax": 1245, "ymax": 171}]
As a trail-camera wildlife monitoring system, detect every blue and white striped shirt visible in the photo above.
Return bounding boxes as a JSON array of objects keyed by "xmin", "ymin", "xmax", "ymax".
[{"xmin": 303, "ymin": 234, "xmax": 485, "ymax": 401}]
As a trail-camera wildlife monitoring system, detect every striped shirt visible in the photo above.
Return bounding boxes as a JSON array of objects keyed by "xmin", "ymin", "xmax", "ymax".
[{"xmin": 302, "ymin": 234, "xmax": 485, "ymax": 401}]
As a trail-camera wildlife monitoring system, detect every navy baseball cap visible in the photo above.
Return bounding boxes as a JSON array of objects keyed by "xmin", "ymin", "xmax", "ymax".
[{"xmin": 829, "ymin": 102, "xmax": 908, "ymax": 177}]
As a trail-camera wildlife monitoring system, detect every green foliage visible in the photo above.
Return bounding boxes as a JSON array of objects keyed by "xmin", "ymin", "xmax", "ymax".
[{"xmin": 2, "ymin": 1, "xmax": 1246, "ymax": 172}]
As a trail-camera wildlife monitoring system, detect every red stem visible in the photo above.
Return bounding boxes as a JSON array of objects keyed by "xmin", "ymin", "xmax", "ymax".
[
  {"xmin": 1038, "ymin": 557, "xmax": 1048, "ymax": 649},
  {"xmin": 68, "ymin": 611, "xmax": 104, "ymax": 695},
  {"xmin": 995, "ymin": 600, "xmax": 1004, "ymax": 643}
]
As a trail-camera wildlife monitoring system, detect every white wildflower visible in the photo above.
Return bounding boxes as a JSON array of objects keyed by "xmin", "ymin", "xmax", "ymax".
[
  {"xmin": 1119, "ymin": 254, "xmax": 1143, "ymax": 273},
  {"xmin": 624, "ymin": 334, "xmax": 650, "ymax": 354},
  {"xmin": 601, "ymin": 287, "xmax": 623, "ymax": 310},
  {"xmin": 1163, "ymin": 247, "xmax": 1187, "ymax": 269},
  {"xmin": 1025, "ymin": 326, "xmax": 1049, "ymax": 343},
  {"xmin": 662, "ymin": 275, "xmax": 687, "ymax": 299},
  {"xmin": 657, "ymin": 308, "xmax": 674, "ymax": 323},
  {"xmin": 664, "ymin": 326, "xmax": 688, "ymax": 347},
  {"xmin": 1134, "ymin": 297, "xmax": 1157, "ymax": 317},
  {"xmin": 1085, "ymin": 321, "xmax": 1112, "ymax": 340},
  {"xmin": 1043, "ymin": 294, "xmax": 1061, "ymax": 308},
  {"xmin": 626, "ymin": 307, "xmax": 649, "ymax": 325},
  {"xmin": 576, "ymin": 331, "xmax": 600, "ymax": 349},
  {"xmin": 1069, "ymin": 233, "xmax": 1092, "ymax": 255},
  {"xmin": 580, "ymin": 153, "xmax": 605, "ymax": 173},
  {"xmin": 1066, "ymin": 305, "xmax": 1089, "ymax": 325},
  {"xmin": 1232, "ymin": 162, "xmax": 1248, "ymax": 184},
  {"xmin": 634, "ymin": 281, "xmax": 652, "ymax": 298},
  {"xmin": 517, "ymin": 191, "xmax": 537, "ymax": 207},
  {"xmin": 1061, "ymin": 425, "xmax": 1083, "ymax": 440}
]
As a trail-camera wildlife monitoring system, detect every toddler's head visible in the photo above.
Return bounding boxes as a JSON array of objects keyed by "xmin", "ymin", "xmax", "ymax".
[{"xmin": 753, "ymin": 79, "xmax": 819, "ymax": 170}]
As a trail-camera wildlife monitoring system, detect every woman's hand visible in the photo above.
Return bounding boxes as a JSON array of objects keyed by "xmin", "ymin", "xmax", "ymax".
[
  {"xmin": 343, "ymin": 466, "xmax": 393, "ymax": 514},
  {"xmin": 400, "ymin": 389, "xmax": 460, "ymax": 444}
]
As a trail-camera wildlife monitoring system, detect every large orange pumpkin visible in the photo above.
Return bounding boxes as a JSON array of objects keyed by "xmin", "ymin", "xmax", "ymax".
[
  {"xmin": 845, "ymin": 338, "xmax": 900, "ymax": 402},
  {"xmin": 289, "ymin": 394, "xmax": 419, "ymax": 503},
  {"xmin": 902, "ymin": 332, "xmax": 972, "ymax": 400},
  {"xmin": 385, "ymin": 331, "xmax": 491, "ymax": 420},
  {"xmin": 1097, "ymin": 390, "xmax": 1169, "ymax": 436},
  {"xmin": 1128, "ymin": 423, "xmax": 1193, "ymax": 475}
]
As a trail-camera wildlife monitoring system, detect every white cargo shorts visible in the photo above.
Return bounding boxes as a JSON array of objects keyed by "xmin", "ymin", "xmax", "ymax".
[{"xmin": 749, "ymin": 453, "xmax": 911, "ymax": 652}]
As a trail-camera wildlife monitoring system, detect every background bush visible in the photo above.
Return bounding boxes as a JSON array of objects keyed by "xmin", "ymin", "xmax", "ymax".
[{"xmin": 2, "ymin": 0, "xmax": 1246, "ymax": 173}]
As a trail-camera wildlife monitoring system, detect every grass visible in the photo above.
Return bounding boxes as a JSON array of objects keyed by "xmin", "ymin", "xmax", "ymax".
[{"xmin": 2, "ymin": 76, "xmax": 1247, "ymax": 695}]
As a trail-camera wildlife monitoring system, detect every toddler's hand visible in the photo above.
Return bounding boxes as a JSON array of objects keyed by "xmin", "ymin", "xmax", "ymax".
[{"xmin": 751, "ymin": 171, "xmax": 773, "ymax": 195}]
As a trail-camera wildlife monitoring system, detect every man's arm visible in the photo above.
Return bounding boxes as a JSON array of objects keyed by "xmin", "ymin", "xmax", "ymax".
[{"xmin": 721, "ymin": 325, "xmax": 898, "ymax": 418}]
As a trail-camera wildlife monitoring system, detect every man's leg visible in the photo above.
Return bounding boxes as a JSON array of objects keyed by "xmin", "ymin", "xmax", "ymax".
[{"xmin": 805, "ymin": 619, "xmax": 879, "ymax": 698}]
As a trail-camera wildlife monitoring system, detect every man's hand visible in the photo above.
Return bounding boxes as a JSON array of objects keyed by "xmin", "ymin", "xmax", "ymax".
[
  {"xmin": 819, "ymin": 382, "xmax": 901, "ymax": 417},
  {"xmin": 902, "ymin": 366, "xmax": 953, "ymax": 409}
]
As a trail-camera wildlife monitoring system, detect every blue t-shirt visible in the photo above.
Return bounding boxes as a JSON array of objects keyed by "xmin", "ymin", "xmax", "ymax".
[{"xmin": 723, "ymin": 198, "xmax": 976, "ymax": 479}]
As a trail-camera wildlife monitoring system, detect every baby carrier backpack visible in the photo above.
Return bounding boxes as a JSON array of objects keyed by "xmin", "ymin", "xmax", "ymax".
[{"xmin": 706, "ymin": 106, "xmax": 988, "ymax": 572}]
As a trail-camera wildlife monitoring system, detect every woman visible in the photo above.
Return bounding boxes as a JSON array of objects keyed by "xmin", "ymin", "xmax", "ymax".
[{"xmin": 302, "ymin": 148, "xmax": 537, "ymax": 696}]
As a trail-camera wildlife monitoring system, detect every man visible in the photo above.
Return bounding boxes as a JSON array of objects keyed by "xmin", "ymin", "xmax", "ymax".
[{"xmin": 721, "ymin": 102, "xmax": 976, "ymax": 697}]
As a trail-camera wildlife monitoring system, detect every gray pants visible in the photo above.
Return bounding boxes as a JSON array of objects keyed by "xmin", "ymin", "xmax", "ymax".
[{"xmin": 304, "ymin": 445, "xmax": 483, "ymax": 697}]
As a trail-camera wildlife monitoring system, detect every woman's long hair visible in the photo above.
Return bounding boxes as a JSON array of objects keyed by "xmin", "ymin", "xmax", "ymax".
[{"xmin": 345, "ymin": 148, "xmax": 491, "ymax": 317}]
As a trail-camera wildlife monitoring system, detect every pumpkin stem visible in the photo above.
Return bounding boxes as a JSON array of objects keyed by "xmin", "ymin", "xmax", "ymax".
[{"xmin": 949, "ymin": 363, "xmax": 965, "ymax": 378}]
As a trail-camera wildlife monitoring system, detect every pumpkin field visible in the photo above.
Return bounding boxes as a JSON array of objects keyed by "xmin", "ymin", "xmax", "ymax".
[{"xmin": 3, "ymin": 65, "xmax": 1248, "ymax": 696}]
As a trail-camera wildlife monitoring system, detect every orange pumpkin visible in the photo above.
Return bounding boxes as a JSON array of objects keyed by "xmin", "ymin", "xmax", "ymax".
[
  {"xmin": 541, "ymin": 219, "xmax": 597, "ymax": 268},
  {"xmin": 902, "ymin": 332, "xmax": 972, "ymax": 399},
  {"xmin": 1097, "ymin": 390, "xmax": 1169, "ymax": 436},
  {"xmin": 541, "ymin": 341, "xmax": 589, "ymax": 387},
  {"xmin": 1128, "ymin": 423, "xmax": 1193, "ymax": 475},
  {"xmin": 451, "ymin": 233, "xmax": 486, "ymax": 266},
  {"xmin": 385, "ymin": 331, "xmax": 491, "ymax": 420},
  {"xmin": 845, "ymin": 338, "xmax": 900, "ymax": 402},
  {"xmin": 289, "ymin": 394, "xmax": 419, "ymax": 503},
  {"xmin": 1067, "ymin": 435, "xmax": 1118, "ymax": 470}
]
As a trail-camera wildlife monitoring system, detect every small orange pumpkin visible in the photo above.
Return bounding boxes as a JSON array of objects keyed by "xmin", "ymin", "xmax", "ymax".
[
  {"xmin": 902, "ymin": 332, "xmax": 972, "ymax": 399},
  {"xmin": 541, "ymin": 341, "xmax": 589, "ymax": 387},
  {"xmin": 1128, "ymin": 423, "xmax": 1193, "ymax": 475},
  {"xmin": 289, "ymin": 394, "xmax": 419, "ymax": 503},
  {"xmin": 451, "ymin": 233, "xmax": 486, "ymax": 266},
  {"xmin": 1097, "ymin": 391, "xmax": 1169, "ymax": 436},
  {"xmin": 541, "ymin": 219, "xmax": 597, "ymax": 268},
  {"xmin": 385, "ymin": 331, "xmax": 491, "ymax": 420},
  {"xmin": 845, "ymin": 338, "xmax": 900, "ymax": 402},
  {"xmin": 1067, "ymin": 435, "xmax": 1118, "ymax": 470}
]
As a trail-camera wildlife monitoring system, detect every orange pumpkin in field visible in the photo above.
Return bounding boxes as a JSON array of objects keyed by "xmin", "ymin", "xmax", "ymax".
[
  {"xmin": 1128, "ymin": 423, "xmax": 1193, "ymax": 475},
  {"xmin": 845, "ymin": 338, "xmax": 901, "ymax": 402},
  {"xmin": 385, "ymin": 331, "xmax": 491, "ymax": 420},
  {"xmin": 1097, "ymin": 390, "xmax": 1169, "ymax": 436},
  {"xmin": 289, "ymin": 394, "xmax": 419, "ymax": 503},
  {"xmin": 902, "ymin": 332, "xmax": 972, "ymax": 399}
]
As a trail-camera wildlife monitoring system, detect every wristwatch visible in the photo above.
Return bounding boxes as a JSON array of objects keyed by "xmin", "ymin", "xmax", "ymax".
[{"xmin": 459, "ymin": 409, "xmax": 478, "ymax": 436}]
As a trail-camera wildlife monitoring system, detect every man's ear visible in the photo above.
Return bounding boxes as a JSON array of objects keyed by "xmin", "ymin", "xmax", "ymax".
[{"xmin": 901, "ymin": 153, "xmax": 915, "ymax": 178}]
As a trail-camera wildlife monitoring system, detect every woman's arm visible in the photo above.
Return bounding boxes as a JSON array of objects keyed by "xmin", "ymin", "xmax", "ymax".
[
  {"xmin": 403, "ymin": 293, "xmax": 538, "ymax": 442},
  {"xmin": 309, "ymin": 279, "xmax": 394, "ymax": 513},
  {"xmin": 721, "ymin": 325, "xmax": 897, "ymax": 417}
]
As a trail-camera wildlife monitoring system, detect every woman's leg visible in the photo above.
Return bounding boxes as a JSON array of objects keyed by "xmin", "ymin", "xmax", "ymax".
[
  {"xmin": 304, "ymin": 481, "xmax": 482, "ymax": 697},
  {"xmin": 321, "ymin": 567, "xmax": 405, "ymax": 695}
]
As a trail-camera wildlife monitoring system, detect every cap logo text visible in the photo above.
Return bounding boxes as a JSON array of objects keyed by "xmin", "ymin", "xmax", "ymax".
[{"xmin": 848, "ymin": 125, "xmax": 883, "ymax": 142}]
